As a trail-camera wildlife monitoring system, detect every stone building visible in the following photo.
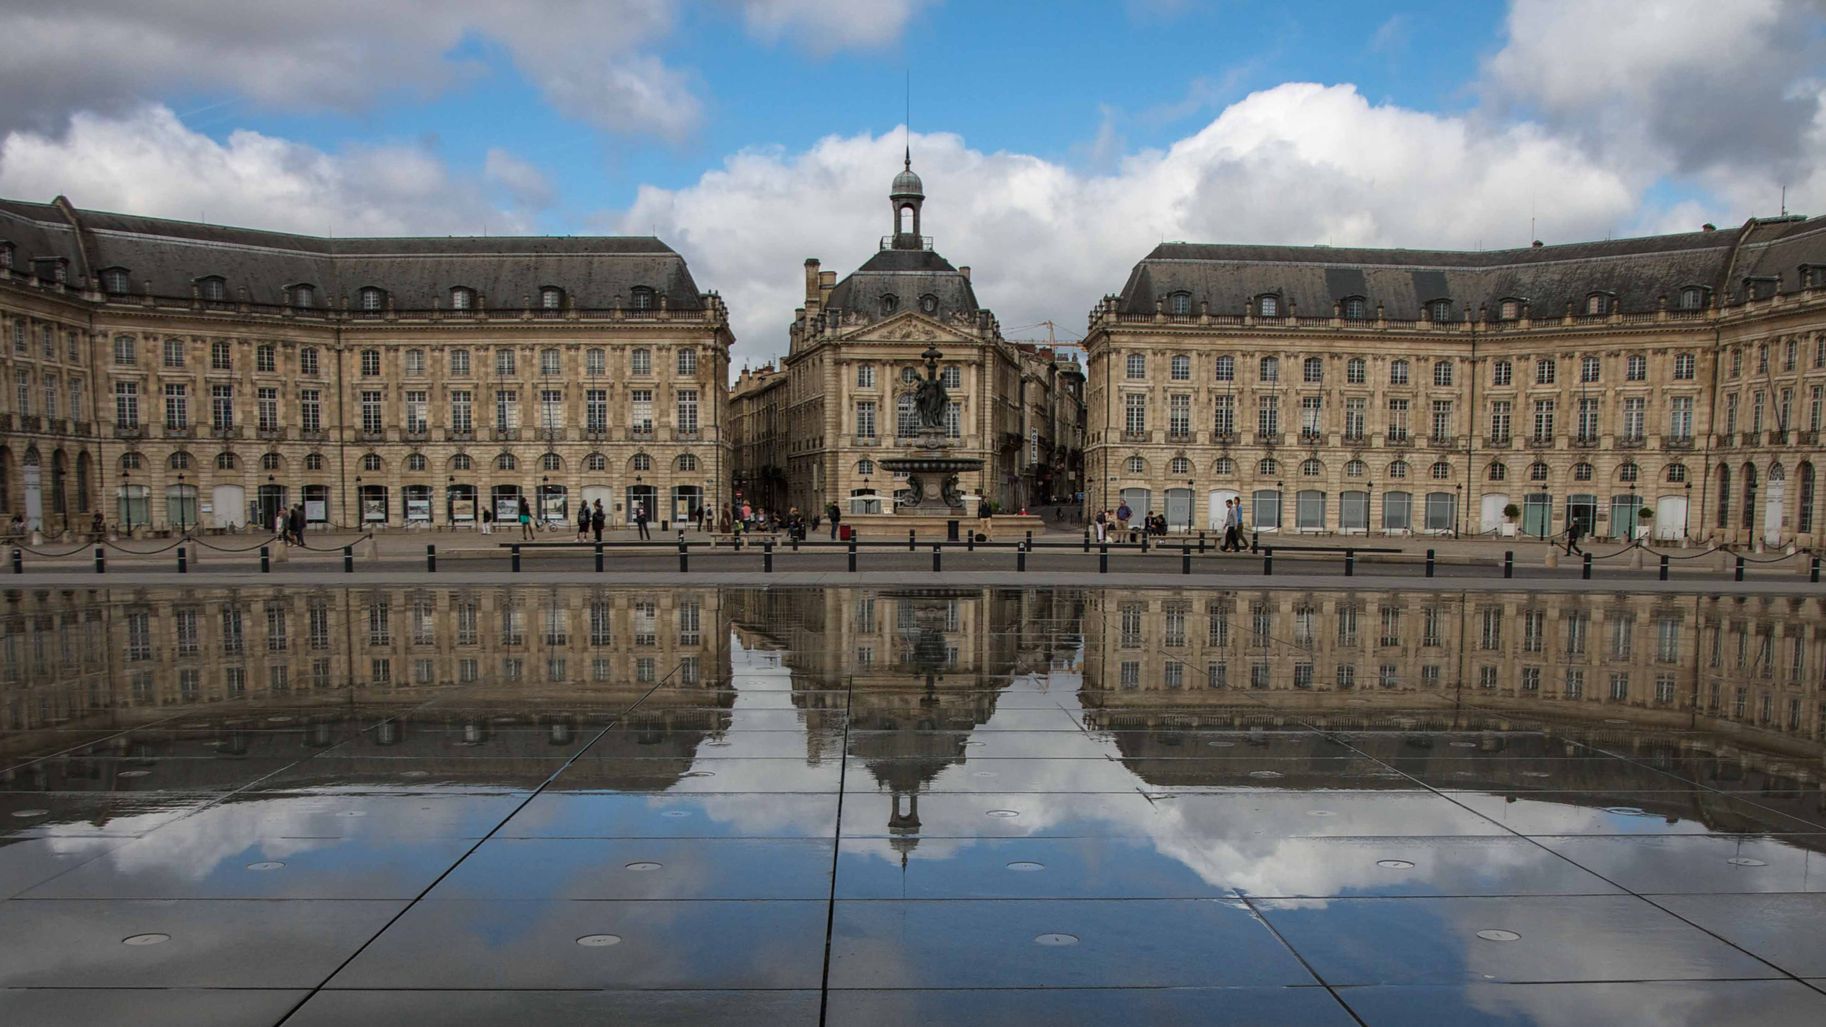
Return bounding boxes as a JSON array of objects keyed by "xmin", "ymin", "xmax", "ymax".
[
  {"xmin": 776, "ymin": 158, "xmax": 1061, "ymax": 516},
  {"xmin": 0, "ymin": 196, "xmax": 732, "ymax": 534},
  {"xmin": 1085, "ymin": 216, "xmax": 1826, "ymax": 547},
  {"xmin": 728, "ymin": 361, "xmax": 788, "ymax": 514}
]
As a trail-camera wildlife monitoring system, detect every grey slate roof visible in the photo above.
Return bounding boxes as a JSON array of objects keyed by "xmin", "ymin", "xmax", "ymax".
[
  {"xmin": 0, "ymin": 196, "xmax": 706, "ymax": 310},
  {"xmin": 823, "ymin": 246, "xmax": 980, "ymax": 321},
  {"xmin": 1116, "ymin": 216, "xmax": 1826, "ymax": 319}
]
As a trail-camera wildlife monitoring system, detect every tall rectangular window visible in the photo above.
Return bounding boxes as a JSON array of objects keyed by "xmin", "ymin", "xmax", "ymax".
[
  {"xmin": 540, "ymin": 388, "xmax": 564, "ymax": 429},
  {"xmin": 1257, "ymin": 395, "xmax": 1278, "ymax": 435},
  {"xmin": 856, "ymin": 400, "xmax": 877, "ymax": 438},
  {"xmin": 300, "ymin": 389, "xmax": 321, "ymax": 432},
  {"xmin": 586, "ymin": 389, "xmax": 608, "ymax": 431},
  {"xmin": 361, "ymin": 390, "xmax": 383, "ymax": 434},
  {"xmin": 1622, "ymin": 397, "xmax": 1645, "ymax": 440},
  {"xmin": 1577, "ymin": 397, "xmax": 1599, "ymax": 439},
  {"xmin": 856, "ymin": 364, "xmax": 875, "ymax": 388},
  {"xmin": 1670, "ymin": 396, "xmax": 1693, "ymax": 439},
  {"xmin": 495, "ymin": 349, "xmax": 516, "ymax": 376},
  {"xmin": 1673, "ymin": 353, "xmax": 1695, "ymax": 379},
  {"xmin": 1169, "ymin": 394, "xmax": 1191, "ymax": 435},
  {"xmin": 631, "ymin": 389, "xmax": 653, "ymax": 431},
  {"xmin": 677, "ymin": 348, "xmax": 698, "ymax": 375},
  {"xmin": 1533, "ymin": 399, "xmax": 1555, "ymax": 440},
  {"xmin": 257, "ymin": 345, "xmax": 276, "ymax": 373},
  {"xmin": 1489, "ymin": 401, "xmax": 1511, "ymax": 442},
  {"xmin": 163, "ymin": 338, "xmax": 185, "ymax": 368},
  {"xmin": 113, "ymin": 335, "xmax": 136, "ymax": 366},
  {"xmin": 540, "ymin": 349, "xmax": 561, "ymax": 376},
  {"xmin": 163, "ymin": 383, "xmax": 188, "ymax": 429},
  {"xmin": 1431, "ymin": 399, "xmax": 1452, "ymax": 439},
  {"xmin": 1492, "ymin": 359, "xmax": 1511, "ymax": 386},
  {"xmin": 1387, "ymin": 399, "xmax": 1409, "ymax": 441},
  {"xmin": 211, "ymin": 384, "xmax": 234, "ymax": 429},
  {"xmin": 257, "ymin": 387, "xmax": 278, "ymax": 431},
  {"xmin": 1300, "ymin": 395, "xmax": 1321, "ymax": 435},
  {"xmin": 1124, "ymin": 393, "xmax": 1146, "ymax": 434},
  {"xmin": 404, "ymin": 390, "xmax": 427, "ymax": 433},
  {"xmin": 677, "ymin": 389, "xmax": 699, "ymax": 432},
  {"xmin": 300, "ymin": 347, "xmax": 319, "ymax": 376},
  {"xmin": 1536, "ymin": 358, "xmax": 1556, "ymax": 384},
  {"xmin": 495, "ymin": 389, "xmax": 519, "ymax": 430},
  {"xmin": 450, "ymin": 390, "xmax": 472, "ymax": 433},
  {"xmin": 1214, "ymin": 395, "xmax": 1235, "ymax": 435},
  {"xmin": 1344, "ymin": 397, "xmax": 1365, "ymax": 437},
  {"xmin": 211, "ymin": 340, "xmax": 232, "ymax": 371},
  {"xmin": 450, "ymin": 349, "xmax": 469, "ymax": 375}
]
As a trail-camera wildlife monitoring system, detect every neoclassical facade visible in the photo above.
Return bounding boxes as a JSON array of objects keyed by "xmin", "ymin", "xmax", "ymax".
[
  {"xmin": 1085, "ymin": 216, "xmax": 1826, "ymax": 547},
  {"xmin": 0, "ymin": 196, "xmax": 732, "ymax": 534},
  {"xmin": 773, "ymin": 161, "xmax": 1079, "ymax": 516}
]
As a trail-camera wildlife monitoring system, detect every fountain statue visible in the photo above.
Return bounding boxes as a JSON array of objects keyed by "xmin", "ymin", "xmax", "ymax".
[{"xmin": 880, "ymin": 344, "xmax": 984, "ymax": 513}]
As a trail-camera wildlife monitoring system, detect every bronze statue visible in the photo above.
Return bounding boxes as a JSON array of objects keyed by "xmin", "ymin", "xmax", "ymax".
[{"xmin": 912, "ymin": 344, "xmax": 949, "ymax": 431}]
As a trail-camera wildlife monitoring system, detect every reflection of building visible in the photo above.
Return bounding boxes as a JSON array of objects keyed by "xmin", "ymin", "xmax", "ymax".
[
  {"xmin": 1077, "ymin": 589, "xmax": 1824, "ymax": 749},
  {"xmin": 0, "ymin": 585, "xmax": 733, "ymax": 766},
  {"xmin": 0, "ymin": 196, "xmax": 732, "ymax": 533},
  {"xmin": 774, "ymin": 160, "xmax": 1080, "ymax": 514},
  {"xmin": 1086, "ymin": 218, "xmax": 1826, "ymax": 544}
]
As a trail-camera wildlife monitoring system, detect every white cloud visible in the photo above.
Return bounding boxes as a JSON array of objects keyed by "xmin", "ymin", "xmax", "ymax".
[
  {"xmin": 625, "ymin": 83, "xmax": 1642, "ymax": 364},
  {"xmin": 0, "ymin": 0, "xmax": 696, "ymax": 140},
  {"xmin": 485, "ymin": 148, "xmax": 557, "ymax": 210},
  {"xmin": 0, "ymin": 105, "xmax": 529, "ymax": 237},
  {"xmin": 737, "ymin": 0, "xmax": 934, "ymax": 52}
]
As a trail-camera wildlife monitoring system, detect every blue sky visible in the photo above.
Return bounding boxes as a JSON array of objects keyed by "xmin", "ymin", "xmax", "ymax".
[{"xmin": 1, "ymin": 0, "xmax": 1821, "ymax": 360}]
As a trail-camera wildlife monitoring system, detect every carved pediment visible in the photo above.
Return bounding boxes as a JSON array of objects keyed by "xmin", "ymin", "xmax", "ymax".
[{"xmin": 833, "ymin": 310, "xmax": 975, "ymax": 346}]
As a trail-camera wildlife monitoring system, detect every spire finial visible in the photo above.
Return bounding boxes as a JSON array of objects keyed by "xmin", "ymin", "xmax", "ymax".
[{"xmin": 904, "ymin": 145, "xmax": 911, "ymax": 172}]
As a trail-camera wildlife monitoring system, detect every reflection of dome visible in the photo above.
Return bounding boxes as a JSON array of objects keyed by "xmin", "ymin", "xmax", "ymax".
[{"xmin": 891, "ymin": 167, "xmax": 924, "ymax": 198}]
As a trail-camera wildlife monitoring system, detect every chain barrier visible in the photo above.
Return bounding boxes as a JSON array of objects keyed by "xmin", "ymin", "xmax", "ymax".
[
  {"xmin": 184, "ymin": 533, "xmax": 282, "ymax": 553},
  {"xmin": 292, "ymin": 533, "xmax": 373, "ymax": 552}
]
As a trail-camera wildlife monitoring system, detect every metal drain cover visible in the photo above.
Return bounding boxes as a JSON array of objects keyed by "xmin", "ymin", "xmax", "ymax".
[
  {"xmin": 1476, "ymin": 929, "xmax": 1521, "ymax": 942},
  {"xmin": 576, "ymin": 934, "xmax": 622, "ymax": 947},
  {"xmin": 1034, "ymin": 933, "xmax": 1079, "ymax": 946}
]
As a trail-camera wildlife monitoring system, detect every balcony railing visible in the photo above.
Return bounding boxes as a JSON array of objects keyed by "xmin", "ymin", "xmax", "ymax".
[
  {"xmin": 46, "ymin": 417, "xmax": 67, "ymax": 435},
  {"xmin": 301, "ymin": 429, "xmax": 330, "ymax": 442},
  {"xmin": 1299, "ymin": 430, "xmax": 1324, "ymax": 445},
  {"xmin": 1341, "ymin": 432, "xmax": 1367, "ymax": 446},
  {"xmin": 1256, "ymin": 431, "xmax": 1282, "ymax": 446},
  {"xmin": 493, "ymin": 428, "xmax": 520, "ymax": 441},
  {"xmin": 358, "ymin": 429, "xmax": 386, "ymax": 442},
  {"xmin": 162, "ymin": 424, "xmax": 194, "ymax": 439},
  {"xmin": 1212, "ymin": 431, "xmax": 1237, "ymax": 445},
  {"xmin": 1428, "ymin": 435, "xmax": 1458, "ymax": 449},
  {"xmin": 1121, "ymin": 430, "xmax": 1149, "ymax": 443},
  {"xmin": 1662, "ymin": 435, "xmax": 1694, "ymax": 450},
  {"xmin": 853, "ymin": 435, "xmax": 880, "ymax": 446},
  {"xmin": 258, "ymin": 427, "xmax": 287, "ymax": 441},
  {"xmin": 115, "ymin": 424, "xmax": 143, "ymax": 438},
  {"xmin": 1528, "ymin": 435, "xmax": 1554, "ymax": 449},
  {"xmin": 630, "ymin": 428, "xmax": 656, "ymax": 442},
  {"xmin": 675, "ymin": 429, "xmax": 702, "ymax": 442},
  {"xmin": 1616, "ymin": 434, "xmax": 1645, "ymax": 449},
  {"xmin": 1486, "ymin": 435, "xmax": 1512, "ymax": 448},
  {"xmin": 1801, "ymin": 430, "xmax": 1820, "ymax": 446},
  {"xmin": 1384, "ymin": 431, "xmax": 1411, "ymax": 446},
  {"xmin": 18, "ymin": 415, "xmax": 41, "ymax": 432},
  {"xmin": 1167, "ymin": 431, "xmax": 1194, "ymax": 443},
  {"xmin": 402, "ymin": 428, "xmax": 428, "ymax": 441},
  {"xmin": 1571, "ymin": 434, "xmax": 1599, "ymax": 448},
  {"xmin": 212, "ymin": 425, "xmax": 242, "ymax": 439}
]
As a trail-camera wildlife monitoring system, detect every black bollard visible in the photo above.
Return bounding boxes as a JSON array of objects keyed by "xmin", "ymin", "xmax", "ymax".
[
  {"xmin": 1198, "ymin": 531, "xmax": 1207, "ymax": 554},
  {"xmin": 1735, "ymin": 555, "xmax": 1745, "ymax": 582},
  {"xmin": 177, "ymin": 545, "xmax": 188, "ymax": 574},
  {"xmin": 594, "ymin": 542, "xmax": 604, "ymax": 573},
  {"xmin": 343, "ymin": 545, "xmax": 354, "ymax": 574},
  {"xmin": 260, "ymin": 545, "xmax": 271, "ymax": 573},
  {"xmin": 932, "ymin": 544, "xmax": 942, "ymax": 573},
  {"xmin": 967, "ymin": 531, "xmax": 975, "ymax": 552},
  {"xmin": 1264, "ymin": 546, "xmax": 1274, "ymax": 576},
  {"xmin": 510, "ymin": 544, "xmax": 521, "ymax": 573},
  {"xmin": 1141, "ymin": 532, "xmax": 1150, "ymax": 554},
  {"xmin": 1503, "ymin": 550, "xmax": 1514, "ymax": 579},
  {"xmin": 1345, "ymin": 548, "xmax": 1355, "ymax": 577},
  {"xmin": 848, "ymin": 538, "xmax": 858, "ymax": 572},
  {"xmin": 764, "ymin": 539, "xmax": 774, "ymax": 573},
  {"xmin": 1025, "ymin": 530, "xmax": 1033, "ymax": 550},
  {"xmin": 1099, "ymin": 543, "xmax": 1109, "ymax": 573},
  {"xmin": 1583, "ymin": 553, "xmax": 1593, "ymax": 580},
  {"xmin": 94, "ymin": 545, "xmax": 105, "ymax": 574},
  {"xmin": 1082, "ymin": 529, "xmax": 1090, "ymax": 553},
  {"xmin": 1812, "ymin": 556, "xmax": 1821, "ymax": 584},
  {"xmin": 1425, "ymin": 548, "xmax": 1436, "ymax": 578},
  {"xmin": 791, "ymin": 532, "xmax": 799, "ymax": 553},
  {"xmin": 908, "ymin": 529, "xmax": 916, "ymax": 552},
  {"xmin": 1182, "ymin": 543, "xmax": 1191, "ymax": 575},
  {"xmin": 679, "ymin": 537, "xmax": 689, "ymax": 573},
  {"xmin": 9, "ymin": 548, "xmax": 20, "ymax": 574},
  {"xmin": 1659, "ymin": 554, "xmax": 1670, "ymax": 581},
  {"xmin": 426, "ymin": 544, "xmax": 436, "ymax": 573},
  {"xmin": 1017, "ymin": 541, "xmax": 1027, "ymax": 573}
]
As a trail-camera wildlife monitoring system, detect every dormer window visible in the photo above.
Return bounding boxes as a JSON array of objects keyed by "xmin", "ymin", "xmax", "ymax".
[
  {"xmin": 1340, "ymin": 295, "xmax": 1367, "ymax": 320},
  {"xmin": 1801, "ymin": 265, "xmax": 1823, "ymax": 290},
  {"xmin": 1168, "ymin": 291, "xmax": 1193, "ymax": 316},
  {"xmin": 0, "ymin": 242, "xmax": 12, "ymax": 270},
  {"xmin": 919, "ymin": 294, "xmax": 939, "ymax": 314},
  {"xmin": 630, "ymin": 286, "xmax": 655, "ymax": 310},
  {"xmin": 1256, "ymin": 294, "xmax": 1281, "ymax": 318},
  {"xmin": 880, "ymin": 293, "xmax": 899, "ymax": 315},
  {"xmin": 1426, "ymin": 298, "xmax": 1453, "ymax": 322},
  {"xmin": 289, "ymin": 283, "xmax": 316, "ymax": 308},
  {"xmin": 100, "ymin": 267, "xmax": 131, "ymax": 295},
  {"xmin": 1677, "ymin": 286, "xmax": 1707, "ymax": 310},
  {"xmin": 450, "ymin": 286, "xmax": 474, "ymax": 311},
  {"xmin": 359, "ymin": 286, "xmax": 386, "ymax": 311},
  {"xmin": 197, "ymin": 276, "xmax": 227, "ymax": 302},
  {"xmin": 1744, "ymin": 276, "xmax": 1777, "ymax": 301},
  {"xmin": 1497, "ymin": 298, "xmax": 1522, "ymax": 321},
  {"xmin": 1584, "ymin": 292, "xmax": 1612, "ymax": 316},
  {"xmin": 34, "ymin": 257, "xmax": 68, "ymax": 284},
  {"xmin": 540, "ymin": 286, "xmax": 563, "ymax": 310}
]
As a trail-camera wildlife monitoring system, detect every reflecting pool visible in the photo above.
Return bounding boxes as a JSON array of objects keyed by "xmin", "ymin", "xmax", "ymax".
[{"xmin": 2, "ymin": 586, "xmax": 1824, "ymax": 1025}]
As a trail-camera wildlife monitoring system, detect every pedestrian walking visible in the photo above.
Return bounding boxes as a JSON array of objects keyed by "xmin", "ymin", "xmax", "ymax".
[
  {"xmin": 290, "ymin": 504, "xmax": 306, "ymax": 547},
  {"xmin": 591, "ymin": 500, "xmax": 605, "ymax": 542},
  {"xmin": 1565, "ymin": 516, "xmax": 1585, "ymax": 556},
  {"xmin": 518, "ymin": 497, "xmax": 534, "ymax": 541},
  {"xmin": 1116, "ymin": 500, "xmax": 1132, "ymax": 534},
  {"xmin": 576, "ymin": 503, "xmax": 591, "ymax": 540},
  {"xmin": 826, "ymin": 501, "xmax": 841, "ymax": 540},
  {"xmin": 635, "ymin": 502, "xmax": 650, "ymax": 541}
]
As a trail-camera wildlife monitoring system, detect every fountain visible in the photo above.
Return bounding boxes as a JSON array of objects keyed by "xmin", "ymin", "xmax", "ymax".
[{"xmin": 878, "ymin": 344, "xmax": 983, "ymax": 514}]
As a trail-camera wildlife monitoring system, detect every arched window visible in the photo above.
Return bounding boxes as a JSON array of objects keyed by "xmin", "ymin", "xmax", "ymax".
[
  {"xmin": 1498, "ymin": 297, "xmax": 1522, "ymax": 321},
  {"xmin": 1665, "ymin": 463, "xmax": 1686, "ymax": 483},
  {"xmin": 1585, "ymin": 292, "xmax": 1611, "ymax": 316},
  {"xmin": 360, "ymin": 453, "xmax": 381, "ymax": 472},
  {"xmin": 919, "ymin": 294, "xmax": 938, "ymax": 314},
  {"xmin": 1346, "ymin": 357, "xmax": 1366, "ymax": 384},
  {"xmin": 629, "ymin": 286, "xmax": 655, "ymax": 310},
  {"xmin": 1433, "ymin": 360, "xmax": 1454, "ymax": 387},
  {"xmin": 1573, "ymin": 462, "xmax": 1594, "ymax": 481},
  {"xmin": 1388, "ymin": 460, "xmax": 1409, "ymax": 480},
  {"xmin": 1427, "ymin": 299, "xmax": 1453, "ymax": 322},
  {"xmin": 259, "ymin": 452, "xmax": 282, "ymax": 471},
  {"xmin": 540, "ymin": 453, "xmax": 562, "ymax": 471},
  {"xmin": 496, "ymin": 453, "xmax": 517, "ymax": 471},
  {"xmin": 306, "ymin": 453, "xmax": 325, "ymax": 471},
  {"xmin": 1169, "ymin": 456, "xmax": 1190, "ymax": 475},
  {"xmin": 857, "ymin": 459, "xmax": 875, "ymax": 476},
  {"xmin": 880, "ymin": 294, "xmax": 899, "ymax": 315},
  {"xmin": 120, "ymin": 452, "xmax": 143, "ymax": 471},
  {"xmin": 1301, "ymin": 458, "xmax": 1323, "ymax": 477},
  {"xmin": 1168, "ymin": 291, "xmax": 1192, "ymax": 316},
  {"xmin": 1488, "ymin": 462, "xmax": 1507, "ymax": 481},
  {"xmin": 359, "ymin": 286, "xmax": 386, "ymax": 311},
  {"xmin": 168, "ymin": 452, "xmax": 192, "ymax": 471},
  {"xmin": 406, "ymin": 454, "xmax": 427, "ymax": 472},
  {"xmin": 1529, "ymin": 462, "xmax": 1549, "ymax": 482},
  {"xmin": 541, "ymin": 286, "xmax": 563, "ymax": 310},
  {"xmin": 450, "ymin": 286, "xmax": 474, "ymax": 311},
  {"xmin": 1213, "ymin": 457, "xmax": 1235, "ymax": 475},
  {"xmin": 1341, "ymin": 296, "xmax": 1367, "ymax": 320},
  {"xmin": 632, "ymin": 453, "xmax": 652, "ymax": 472},
  {"xmin": 289, "ymin": 283, "xmax": 315, "ymax": 308},
  {"xmin": 216, "ymin": 452, "xmax": 238, "ymax": 470},
  {"xmin": 677, "ymin": 453, "xmax": 698, "ymax": 472},
  {"xmin": 1390, "ymin": 359, "xmax": 1410, "ymax": 385},
  {"xmin": 1214, "ymin": 355, "xmax": 1235, "ymax": 381},
  {"xmin": 1618, "ymin": 462, "xmax": 1639, "ymax": 483},
  {"xmin": 449, "ymin": 453, "xmax": 472, "ymax": 472},
  {"xmin": 586, "ymin": 348, "xmax": 606, "ymax": 375},
  {"xmin": 1430, "ymin": 461, "xmax": 1452, "ymax": 480},
  {"xmin": 1678, "ymin": 286, "xmax": 1707, "ymax": 310},
  {"xmin": 1125, "ymin": 456, "xmax": 1145, "ymax": 474},
  {"xmin": 1344, "ymin": 459, "xmax": 1366, "ymax": 478},
  {"xmin": 1259, "ymin": 356, "xmax": 1279, "ymax": 382},
  {"xmin": 585, "ymin": 453, "xmax": 606, "ymax": 471},
  {"xmin": 101, "ymin": 267, "xmax": 131, "ymax": 295},
  {"xmin": 630, "ymin": 348, "xmax": 652, "ymax": 375},
  {"xmin": 1303, "ymin": 357, "xmax": 1323, "ymax": 383},
  {"xmin": 1256, "ymin": 294, "xmax": 1281, "ymax": 318},
  {"xmin": 1170, "ymin": 354, "xmax": 1190, "ymax": 380},
  {"xmin": 196, "ymin": 276, "xmax": 227, "ymax": 302},
  {"xmin": 1257, "ymin": 458, "xmax": 1278, "ymax": 476}
]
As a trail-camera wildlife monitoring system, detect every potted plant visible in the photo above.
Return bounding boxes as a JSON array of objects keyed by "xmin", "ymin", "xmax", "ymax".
[
  {"xmin": 1637, "ymin": 506, "xmax": 1654, "ymax": 541},
  {"xmin": 1500, "ymin": 502, "xmax": 1520, "ymax": 538}
]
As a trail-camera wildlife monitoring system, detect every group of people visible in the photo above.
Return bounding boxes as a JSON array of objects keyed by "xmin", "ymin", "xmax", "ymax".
[
  {"xmin": 573, "ymin": 500, "xmax": 610, "ymax": 542},
  {"xmin": 1216, "ymin": 496, "xmax": 1248, "ymax": 551},
  {"xmin": 270, "ymin": 504, "xmax": 309, "ymax": 546},
  {"xmin": 1090, "ymin": 500, "xmax": 1171, "ymax": 543}
]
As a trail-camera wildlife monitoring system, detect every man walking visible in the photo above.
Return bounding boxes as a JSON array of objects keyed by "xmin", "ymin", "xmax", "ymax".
[
  {"xmin": 634, "ymin": 501, "xmax": 650, "ymax": 541},
  {"xmin": 1219, "ymin": 499, "xmax": 1236, "ymax": 551},
  {"xmin": 1565, "ymin": 515, "xmax": 1585, "ymax": 556},
  {"xmin": 591, "ymin": 500, "xmax": 605, "ymax": 543},
  {"xmin": 826, "ymin": 501, "xmax": 841, "ymax": 540}
]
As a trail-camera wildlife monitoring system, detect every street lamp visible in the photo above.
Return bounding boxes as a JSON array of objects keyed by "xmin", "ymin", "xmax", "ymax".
[
  {"xmin": 1684, "ymin": 479, "xmax": 1693, "ymax": 542},
  {"xmin": 176, "ymin": 471, "xmax": 187, "ymax": 534},
  {"xmin": 1454, "ymin": 482, "xmax": 1462, "ymax": 539},
  {"xmin": 1366, "ymin": 480, "xmax": 1375, "ymax": 536}
]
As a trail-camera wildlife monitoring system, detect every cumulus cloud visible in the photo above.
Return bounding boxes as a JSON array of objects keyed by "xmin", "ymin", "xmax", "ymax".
[
  {"xmin": 484, "ymin": 148, "xmax": 557, "ymax": 210},
  {"xmin": 0, "ymin": 0, "xmax": 696, "ymax": 140},
  {"xmin": 1485, "ymin": 0, "xmax": 1826, "ymax": 208},
  {"xmin": 0, "ymin": 104, "xmax": 529, "ymax": 237},
  {"xmin": 624, "ymin": 83, "xmax": 1642, "ymax": 363},
  {"xmin": 736, "ymin": 0, "xmax": 935, "ymax": 52}
]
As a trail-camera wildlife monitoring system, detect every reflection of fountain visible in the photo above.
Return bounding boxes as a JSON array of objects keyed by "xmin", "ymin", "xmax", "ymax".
[{"xmin": 878, "ymin": 344, "xmax": 982, "ymax": 514}]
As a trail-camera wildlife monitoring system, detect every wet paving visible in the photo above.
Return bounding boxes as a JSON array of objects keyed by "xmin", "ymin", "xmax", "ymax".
[{"xmin": 1, "ymin": 585, "xmax": 1824, "ymax": 1025}]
